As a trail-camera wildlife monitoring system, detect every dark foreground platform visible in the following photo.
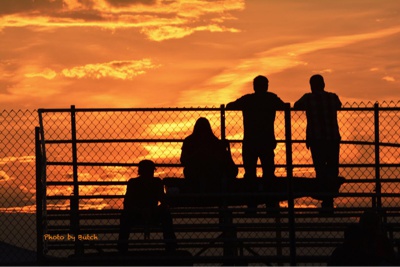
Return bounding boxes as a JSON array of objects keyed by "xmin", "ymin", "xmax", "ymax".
[
  {"xmin": 163, "ymin": 176, "xmax": 346, "ymax": 207},
  {"xmin": 38, "ymin": 176, "xmax": 357, "ymax": 266},
  {"xmin": 43, "ymin": 250, "xmax": 193, "ymax": 266}
]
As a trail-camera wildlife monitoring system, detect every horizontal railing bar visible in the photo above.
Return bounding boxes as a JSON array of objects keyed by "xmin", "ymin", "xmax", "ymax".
[
  {"xmin": 39, "ymin": 107, "xmax": 225, "ymax": 112},
  {"xmin": 45, "ymin": 178, "xmax": 400, "ymax": 186},
  {"xmin": 47, "ymin": 181, "xmax": 128, "ymax": 186},
  {"xmin": 45, "ymin": 206, "xmax": 400, "ymax": 215},
  {"xmin": 44, "ymin": 161, "xmax": 400, "ymax": 168},
  {"xmin": 38, "ymin": 106, "xmax": 400, "ymax": 114},
  {"xmin": 340, "ymin": 140, "xmax": 400, "ymax": 147},
  {"xmin": 42, "ymin": 138, "xmax": 399, "ymax": 148},
  {"xmin": 47, "ymin": 195, "xmax": 123, "ymax": 200},
  {"xmin": 46, "ymin": 220, "xmax": 393, "ymax": 228},
  {"xmin": 44, "ymin": 139, "xmax": 185, "ymax": 144},
  {"xmin": 46, "ymin": 178, "xmax": 400, "ymax": 187},
  {"xmin": 45, "ymin": 162, "xmax": 183, "ymax": 167},
  {"xmin": 45, "ymin": 192, "xmax": 400, "ymax": 201},
  {"xmin": 45, "ymin": 223, "xmax": 400, "ymax": 231},
  {"xmin": 341, "ymin": 178, "xmax": 400, "ymax": 183}
]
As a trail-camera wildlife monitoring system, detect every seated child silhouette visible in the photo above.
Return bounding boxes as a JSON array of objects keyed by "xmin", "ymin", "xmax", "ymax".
[{"xmin": 118, "ymin": 160, "xmax": 177, "ymax": 253}]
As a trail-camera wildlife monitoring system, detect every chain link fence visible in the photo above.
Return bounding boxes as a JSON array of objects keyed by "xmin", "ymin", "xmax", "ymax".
[
  {"xmin": 1, "ymin": 110, "xmax": 38, "ymax": 264},
  {"xmin": 1, "ymin": 101, "xmax": 400, "ymax": 264}
]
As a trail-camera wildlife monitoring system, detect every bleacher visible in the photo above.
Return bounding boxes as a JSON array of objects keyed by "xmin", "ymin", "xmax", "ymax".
[
  {"xmin": 38, "ymin": 176, "xmax": 400, "ymax": 266},
  {"xmin": 36, "ymin": 105, "xmax": 400, "ymax": 265}
]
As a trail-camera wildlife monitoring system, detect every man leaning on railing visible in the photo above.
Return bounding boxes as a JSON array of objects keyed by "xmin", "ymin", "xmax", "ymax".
[{"xmin": 294, "ymin": 74, "xmax": 342, "ymax": 213}]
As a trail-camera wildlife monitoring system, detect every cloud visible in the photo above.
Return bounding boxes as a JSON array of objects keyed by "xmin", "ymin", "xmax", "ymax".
[
  {"xmin": 0, "ymin": 156, "xmax": 35, "ymax": 165},
  {"xmin": 25, "ymin": 68, "xmax": 57, "ymax": 79},
  {"xmin": 0, "ymin": 58, "xmax": 163, "ymax": 108},
  {"xmin": 0, "ymin": 171, "xmax": 11, "ymax": 181},
  {"xmin": 382, "ymin": 76, "xmax": 395, "ymax": 82},
  {"xmin": 60, "ymin": 59, "xmax": 160, "ymax": 79},
  {"xmin": 20, "ymin": 59, "xmax": 162, "ymax": 81},
  {"xmin": 0, "ymin": 159, "xmax": 36, "ymax": 209},
  {"xmin": 0, "ymin": 0, "xmax": 62, "ymax": 15},
  {"xmin": 105, "ymin": 0, "xmax": 157, "ymax": 7},
  {"xmin": 177, "ymin": 26, "xmax": 400, "ymax": 106},
  {"xmin": 0, "ymin": 0, "xmax": 245, "ymax": 41},
  {"xmin": 142, "ymin": 24, "xmax": 240, "ymax": 42},
  {"xmin": 315, "ymin": 69, "xmax": 333, "ymax": 74}
]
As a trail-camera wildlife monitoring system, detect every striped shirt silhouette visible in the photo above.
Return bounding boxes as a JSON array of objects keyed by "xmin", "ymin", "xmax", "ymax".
[{"xmin": 294, "ymin": 90, "xmax": 341, "ymax": 144}]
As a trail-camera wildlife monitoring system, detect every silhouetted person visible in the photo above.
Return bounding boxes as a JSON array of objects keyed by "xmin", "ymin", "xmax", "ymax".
[
  {"xmin": 294, "ymin": 74, "xmax": 341, "ymax": 212},
  {"xmin": 357, "ymin": 210, "xmax": 397, "ymax": 265},
  {"xmin": 226, "ymin": 75, "xmax": 285, "ymax": 210},
  {"xmin": 328, "ymin": 224, "xmax": 363, "ymax": 266},
  {"xmin": 180, "ymin": 117, "xmax": 238, "ymax": 193},
  {"xmin": 118, "ymin": 160, "xmax": 177, "ymax": 253},
  {"xmin": 328, "ymin": 210, "xmax": 397, "ymax": 266}
]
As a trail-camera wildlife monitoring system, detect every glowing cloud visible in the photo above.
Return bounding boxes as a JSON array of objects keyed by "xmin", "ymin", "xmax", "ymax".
[
  {"xmin": 61, "ymin": 59, "xmax": 160, "ymax": 80},
  {"xmin": 143, "ymin": 24, "xmax": 240, "ymax": 42},
  {"xmin": 25, "ymin": 68, "xmax": 57, "ymax": 79},
  {"xmin": 0, "ymin": 156, "xmax": 35, "ymax": 165},
  {"xmin": 382, "ymin": 76, "xmax": 395, "ymax": 82},
  {"xmin": 0, "ymin": 0, "xmax": 245, "ymax": 41},
  {"xmin": 0, "ymin": 171, "xmax": 11, "ymax": 181},
  {"xmin": 178, "ymin": 26, "xmax": 400, "ymax": 106},
  {"xmin": 316, "ymin": 69, "xmax": 333, "ymax": 74}
]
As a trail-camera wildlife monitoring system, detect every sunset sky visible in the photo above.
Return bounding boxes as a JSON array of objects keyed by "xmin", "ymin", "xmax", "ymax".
[{"xmin": 1, "ymin": 0, "xmax": 399, "ymax": 109}]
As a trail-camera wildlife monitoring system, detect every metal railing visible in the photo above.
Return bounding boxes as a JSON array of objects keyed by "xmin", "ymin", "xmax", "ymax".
[
  {"xmin": 0, "ymin": 102, "xmax": 399, "ymax": 264},
  {"xmin": 34, "ymin": 103, "xmax": 400, "ymax": 265}
]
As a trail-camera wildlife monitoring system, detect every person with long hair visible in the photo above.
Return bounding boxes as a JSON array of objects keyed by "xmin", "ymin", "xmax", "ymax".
[{"xmin": 180, "ymin": 117, "xmax": 237, "ymax": 193}]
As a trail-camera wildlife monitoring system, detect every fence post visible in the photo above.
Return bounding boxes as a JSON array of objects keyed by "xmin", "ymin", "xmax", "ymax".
[
  {"xmin": 220, "ymin": 104, "xmax": 238, "ymax": 265},
  {"xmin": 70, "ymin": 105, "xmax": 82, "ymax": 255},
  {"xmin": 35, "ymin": 126, "xmax": 44, "ymax": 264},
  {"xmin": 220, "ymin": 104, "xmax": 228, "ymax": 195},
  {"xmin": 220, "ymin": 104, "xmax": 226, "ymax": 141},
  {"xmin": 374, "ymin": 102, "xmax": 382, "ymax": 210},
  {"xmin": 284, "ymin": 103, "xmax": 296, "ymax": 265}
]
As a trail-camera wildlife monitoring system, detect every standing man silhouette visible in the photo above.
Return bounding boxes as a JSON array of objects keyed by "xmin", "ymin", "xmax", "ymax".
[
  {"xmin": 294, "ymin": 74, "xmax": 342, "ymax": 212},
  {"xmin": 226, "ymin": 75, "xmax": 286, "ymax": 210}
]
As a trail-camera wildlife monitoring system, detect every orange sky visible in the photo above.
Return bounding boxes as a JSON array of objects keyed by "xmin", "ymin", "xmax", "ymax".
[{"xmin": 0, "ymin": 0, "xmax": 399, "ymax": 109}]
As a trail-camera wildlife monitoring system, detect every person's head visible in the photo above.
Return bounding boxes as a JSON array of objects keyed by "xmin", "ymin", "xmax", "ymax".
[
  {"xmin": 192, "ymin": 117, "xmax": 215, "ymax": 137},
  {"xmin": 253, "ymin": 75, "xmax": 269, "ymax": 93},
  {"xmin": 309, "ymin": 74, "xmax": 325, "ymax": 93},
  {"xmin": 138, "ymin": 159, "xmax": 156, "ymax": 177}
]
